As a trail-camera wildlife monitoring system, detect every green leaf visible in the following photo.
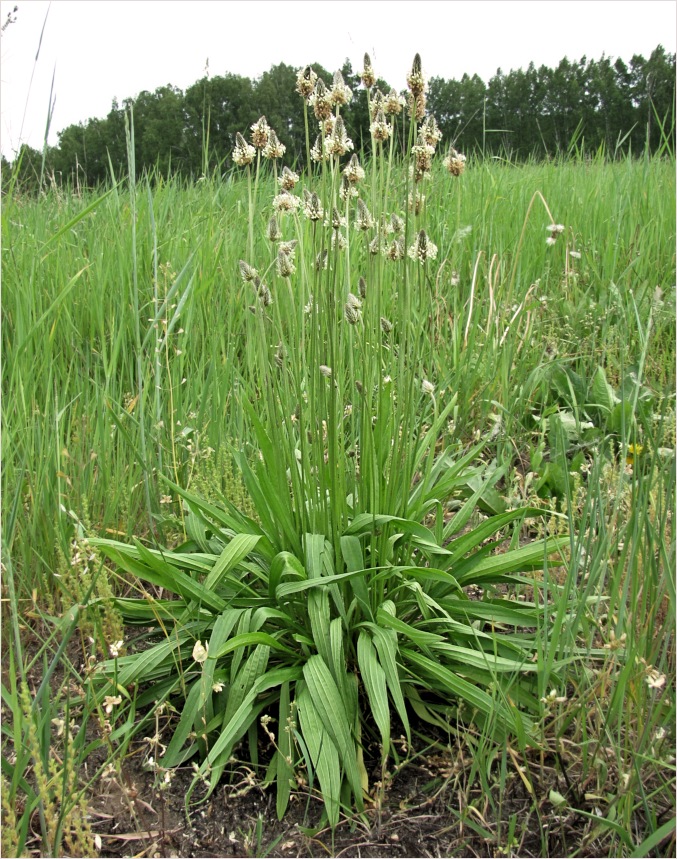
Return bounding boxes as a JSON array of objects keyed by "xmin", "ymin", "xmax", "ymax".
[
  {"xmin": 589, "ymin": 365, "xmax": 619, "ymax": 414},
  {"xmin": 103, "ymin": 542, "xmax": 226, "ymax": 613},
  {"xmin": 303, "ymin": 655, "xmax": 364, "ymax": 810},
  {"xmin": 402, "ymin": 649, "xmax": 522, "ymax": 737},
  {"xmin": 161, "ymin": 679, "xmax": 203, "ymax": 767},
  {"xmin": 453, "ymin": 537, "xmax": 569, "ymax": 586},
  {"xmin": 204, "ymin": 534, "xmax": 261, "ymax": 590},
  {"xmin": 296, "ymin": 684, "xmax": 341, "ymax": 827},
  {"xmin": 275, "ymin": 682, "xmax": 294, "ymax": 820},
  {"xmin": 212, "ymin": 632, "xmax": 297, "ymax": 659},
  {"xmin": 366, "ymin": 622, "xmax": 410, "ymax": 744},
  {"xmin": 357, "ymin": 632, "xmax": 390, "ymax": 765},
  {"xmin": 269, "ymin": 551, "xmax": 306, "ymax": 601}
]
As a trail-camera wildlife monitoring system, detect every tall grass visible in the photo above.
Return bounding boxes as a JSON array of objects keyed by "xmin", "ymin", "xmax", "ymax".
[{"xmin": 2, "ymin": 70, "xmax": 675, "ymax": 854}]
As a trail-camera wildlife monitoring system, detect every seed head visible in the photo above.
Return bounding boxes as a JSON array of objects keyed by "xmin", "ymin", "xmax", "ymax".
[
  {"xmin": 276, "ymin": 248, "xmax": 296, "ymax": 278},
  {"xmin": 408, "ymin": 230, "xmax": 438, "ymax": 264},
  {"xmin": 331, "ymin": 230, "xmax": 347, "ymax": 252},
  {"xmin": 369, "ymin": 88, "xmax": 385, "ymax": 121},
  {"xmin": 303, "ymin": 192, "xmax": 324, "ymax": 222},
  {"xmin": 412, "ymin": 134, "xmax": 435, "ymax": 182},
  {"xmin": 407, "ymin": 54, "xmax": 427, "ymax": 98},
  {"xmin": 380, "ymin": 316, "xmax": 393, "ymax": 334},
  {"xmin": 232, "ymin": 132, "xmax": 255, "ymax": 167},
  {"xmin": 278, "ymin": 166, "xmax": 300, "ymax": 191},
  {"xmin": 266, "ymin": 216, "xmax": 282, "ymax": 242},
  {"xmin": 420, "ymin": 114, "xmax": 442, "ymax": 148},
  {"xmin": 343, "ymin": 153, "xmax": 365, "ymax": 184},
  {"xmin": 370, "ymin": 109, "xmax": 392, "ymax": 142},
  {"xmin": 361, "ymin": 53, "xmax": 376, "ymax": 88},
  {"xmin": 319, "ymin": 365, "xmax": 333, "ymax": 378},
  {"xmin": 250, "ymin": 116, "xmax": 270, "ymax": 149},
  {"xmin": 339, "ymin": 173, "xmax": 358, "ymax": 201},
  {"xmin": 384, "ymin": 236, "xmax": 405, "ymax": 261},
  {"xmin": 330, "ymin": 70, "xmax": 352, "ymax": 106},
  {"xmin": 326, "ymin": 116, "xmax": 354, "ymax": 156},
  {"xmin": 253, "ymin": 276, "xmax": 273, "ymax": 307},
  {"xmin": 273, "ymin": 191, "xmax": 301, "ymax": 214},
  {"xmin": 239, "ymin": 260, "xmax": 258, "ymax": 282},
  {"xmin": 329, "ymin": 206, "xmax": 347, "ymax": 230},
  {"xmin": 262, "ymin": 129, "xmax": 286, "ymax": 160},
  {"xmin": 408, "ymin": 92, "xmax": 427, "ymax": 121},
  {"xmin": 546, "ymin": 224, "xmax": 565, "ymax": 246},
  {"xmin": 443, "ymin": 146, "xmax": 466, "ymax": 176},
  {"xmin": 310, "ymin": 133, "xmax": 329, "ymax": 163},
  {"xmin": 296, "ymin": 65, "xmax": 317, "ymax": 99},
  {"xmin": 384, "ymin": 88, "xmax": 406, "ymax": 116},
  {"xmin": 344, "ymin": 292, "xmax": 362, "ymax": 325},
  {"xmin": 408, "ymin": 189, "xmax": 425, "ymax": 214},
  {"xmin": 315, "ymin": 249, "xmax": 328, "ymax": 271},
  {"xmin": 274, "ymin": 343, "xmax": 285, "ymax": 368},
  {"xmin": 355, "ymin": 198, "xmax": 375, "ymax": 231},
  {"xmin": 390, "ymin": 213, "xmax": 404, "ymax": 234},
  {"xmin": 310, "ymin": 78, "xmax": 333, "ymax": 121},
  {"xmin": 421, "ymin": 379, "xmax": 435, "ymax": 396}
]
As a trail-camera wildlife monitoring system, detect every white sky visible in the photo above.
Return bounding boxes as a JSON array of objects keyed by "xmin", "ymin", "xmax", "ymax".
[{"xmin": 1, "ymin": 0, "xmax": 675, "ymax": 159}]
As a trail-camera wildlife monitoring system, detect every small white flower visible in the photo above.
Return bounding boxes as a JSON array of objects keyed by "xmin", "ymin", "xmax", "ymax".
[
  {"xmin": 109, "ymin": 640, "xmax": 124, "ymax": 658},
  {"xmin": 103, "ymin": 695, "xmax": 122, "ymax": 714},
  {"xmin": 212, "ymin": 681, "xmax": 225, "ymax": 693},
  {"xmin": 192, "ymin": 640, "xmax": 209, "ymax": 664},
  {"xmin": 421, "ymin": 379, "xmax": 435, "ymax": 396}
]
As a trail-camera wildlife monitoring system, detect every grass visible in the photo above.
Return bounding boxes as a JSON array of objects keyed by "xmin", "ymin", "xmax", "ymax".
[{"xmin": 1, "ymin": 70, "xmax": 675, "ymax": 857}]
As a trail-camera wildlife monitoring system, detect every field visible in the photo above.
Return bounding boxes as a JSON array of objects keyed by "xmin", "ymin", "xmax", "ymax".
[{"xmin": 2, "ymin": 97, "xmax": 676, "ymax": 858}]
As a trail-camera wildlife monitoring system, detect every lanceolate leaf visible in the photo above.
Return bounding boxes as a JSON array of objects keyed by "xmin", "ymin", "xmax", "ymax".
[
  {"xmin": 357, "ymin": 632, "xmax": 390, "ymax": 764},
  {"xmin": 296, "ymin": 684, "xmax": 341, "ymax": 827},
  {"xmin": 303, "ymin": 655, "xmax": 364, "ymax": 810}
]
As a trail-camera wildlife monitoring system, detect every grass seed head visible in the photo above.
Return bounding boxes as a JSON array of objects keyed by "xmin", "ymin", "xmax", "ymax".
[
  {"xmin": 262, "ymin": 129, "xmax": 286, "ymax": 160},
  {"xmin": 303, "ymin": 192, "xmax": 324, "ymax": 221},
  {"xmin": 330, "ymin": 70, "xmax": 352, "ymax": 106},
  {"xmin": 273, "ymin": 191, "xmax": 301, "ymax": 213},
  {"xmin": 355, "ymin": 198, "xmax": 375, "ymax": 231},
  {"xmin": 266, "ymin": 215, "xmax": 282, "ymax": 241},
  {"xmin": 310, "ymin": 78, "xmax": 333, "ymax": 120},
  {"xmin": 384, "ymin": 88, "xmax": 406, "ymax": 115},
  {"xmin": 232, "ymin": 132, "xmax": 256, "ymax": 167},
  {"xmin": 407, "ymin": 53, "xmax": 427, "ymax": 98},
  {"xmin": 326, "ymin": 116, "xmax": 354, "ymax": 156},
  {"xmin": 278, "ymin": 166, "xmax": 299, "ymax": 190},
  {"xmin": 408, "ymin": 230, "xmax": 438, "ymax": 264},
  {"xmin": 239, "ymin": 260, "xmax": 258, "ymax": 282},
  {"xmin": 250, "ymin": 116, "xmax": 270, "ymax": 149},
  {"xmin": 443, "ymin": 146, "xmax": 466, "ymax": 176},
  {"xmin": 296, "ymin": 64, "xmax": 317, "ymax": 98},
  {"xmin": 343, "ymin": 153, "xmax": 366, "ymax": 184},
  {"xmin": 421, "ymin": 114, "xmax": 443, "ymax": 148},
  {"xmin": 361, "ymin": 53, "xmax": 376, "ymax": 88},
  {"xmin": 370, "ymin": 109, "xmax": 392, "ymax": 142}
]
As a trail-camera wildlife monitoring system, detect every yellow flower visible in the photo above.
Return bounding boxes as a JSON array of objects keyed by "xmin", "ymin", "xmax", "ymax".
[{"xmin": 626, "ymin": 443, "xmax": 643, "ymax": 465}]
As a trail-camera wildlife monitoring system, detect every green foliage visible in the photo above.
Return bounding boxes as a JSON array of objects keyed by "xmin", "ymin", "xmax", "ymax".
[{"xmin": 90, "ymin": 489, "xmax": 568, "ymax": 824}]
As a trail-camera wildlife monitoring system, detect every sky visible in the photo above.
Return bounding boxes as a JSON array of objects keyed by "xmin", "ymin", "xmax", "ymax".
[{"xmin": 1, "ymin": 0, "xmax": 675, "ymax": 159}]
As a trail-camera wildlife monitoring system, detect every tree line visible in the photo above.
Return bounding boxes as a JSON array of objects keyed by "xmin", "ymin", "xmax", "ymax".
[{"xmin": 4, "ymin": 45, "xmax": 674, "ymax": 193}]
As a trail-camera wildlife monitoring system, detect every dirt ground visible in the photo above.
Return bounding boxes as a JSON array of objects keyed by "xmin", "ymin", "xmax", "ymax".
[{"xmin": 88, "ymin": 730, "xmax": 607, "ymax": 859}]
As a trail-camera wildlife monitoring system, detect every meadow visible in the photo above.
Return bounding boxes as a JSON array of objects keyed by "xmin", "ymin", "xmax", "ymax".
[{"xmin": 1, "ymin": 63, "xmax": 675, "ymax": 858}]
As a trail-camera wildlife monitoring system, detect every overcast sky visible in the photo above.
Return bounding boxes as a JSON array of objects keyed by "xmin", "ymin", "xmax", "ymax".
[{"xmin": 1, "ymin": 0, "xmax": 675, "ymax": 159}]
